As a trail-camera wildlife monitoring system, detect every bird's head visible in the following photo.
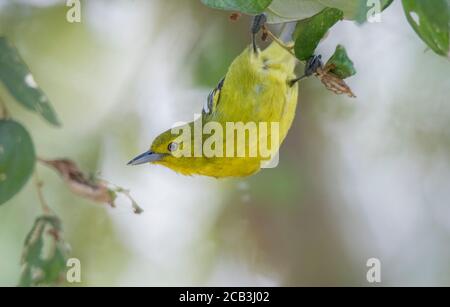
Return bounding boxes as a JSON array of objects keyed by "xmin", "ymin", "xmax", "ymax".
[{"xmin": 127, "ymin": 123, "xmax": 199, "ymax": 175}]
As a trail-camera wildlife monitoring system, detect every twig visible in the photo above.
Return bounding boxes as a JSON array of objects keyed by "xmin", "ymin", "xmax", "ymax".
[
  {"xmin": 34, "ymin": 171, "xmax": 52, "ymax": 214},
  {"xmin": 38, "ymin": 157, "xmax": 143, "ymax": 214},
  {"xmin": 0, "ymin": 96, "xmax": 10, "ymax": 119},
  {"xmin": 101, "ymin": 179, "xmax": 144, "ymax": 214},
  {"xmin": 37, "ymin": 157, "xmax": 48, "ymax": 165},
  {"xmin": 119, "ymin": 188, "xmax": 144, "ymax": 215},
  {"xmin": 264, "ymin": 27, "xmax": 297, "ymax": 58}
]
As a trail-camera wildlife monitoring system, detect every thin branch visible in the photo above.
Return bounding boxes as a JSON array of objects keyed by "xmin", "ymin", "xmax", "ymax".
[
  {"xmin": 0, "ymin": 96, "xmax": 10, "ymax": 119},
  {"xmin": 101, "ymin": 179, "xmax": 144, "ymax": 214},
  {"xmin": 37, "ymin": 157, "xmax": 48, "ymax": 165},
  {"xmin": 38, "ymin": 157, "xmax": 143, "ymax": 214},
  {"xmin": 264, "ymin": 27, "xmax": 297, "ymax": 58},
  {"xmin": 34, "ymin": 171, "xmax": 51, "ymax": 214},
  {"xmin": 119, "ymin": 188, "xmax": 143, "ymax": 215}
]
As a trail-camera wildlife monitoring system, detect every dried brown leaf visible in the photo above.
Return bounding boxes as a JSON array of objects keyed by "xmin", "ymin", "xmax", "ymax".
[
  {"xmin": 39, "ymin": 159, "xmax": 114, "ymax": 205},
  {"xmin": 40, "ymin": 158, "xmax": 143, "ymax": 214},
  {"xmin": 316, "ymin": 65, "xmax": 356, "ymax": 98}
]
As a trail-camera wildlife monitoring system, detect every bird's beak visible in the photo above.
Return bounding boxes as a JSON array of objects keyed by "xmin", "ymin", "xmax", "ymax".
[{"xmin": 127, "ymin": 150, "xmax": 165, "ymax": 166}]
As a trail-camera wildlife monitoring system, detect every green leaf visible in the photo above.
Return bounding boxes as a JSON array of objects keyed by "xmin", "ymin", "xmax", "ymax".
[
  {"xmin": 0, "ymin": 37, "xmax": 61, "ymax": 126},
  {"xmin": 326, "ymin": 45, "xmax": 357, "ymax": 79},
  {"xmin": 294, "ymin": 8, "xmax": 344, "ymax": 61},
  {"xmin": 402, "ymin": 0, "xmax": 450, "ymax": 58},
  {"xmin": 317, "ymin": 0, "xmax": 360, "ymax": 19},
  {"xmin": 264, "ymin": 0, "xmax": 326, "ymax": 24},
  {"xmin": 0, "ymin": 120, "xmax": 35, "ymax": 205},
  {"xmin": 200, "ymin": 0, "xmax": 273, "ymax": 15},
  {"xmin": 19, "ymin": 215, "xmax": 69, "ymax": 287}
]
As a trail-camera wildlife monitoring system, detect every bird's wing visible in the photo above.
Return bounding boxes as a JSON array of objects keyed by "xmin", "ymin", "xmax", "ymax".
[{"xmin": 203, "ymin": 77, "xmax": 225, "ymax": 115}]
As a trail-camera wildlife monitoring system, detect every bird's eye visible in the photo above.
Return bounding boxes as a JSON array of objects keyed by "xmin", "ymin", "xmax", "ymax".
[{"xmin": 168, "ymin": 142, "xmax": 178, "ymax": 152}]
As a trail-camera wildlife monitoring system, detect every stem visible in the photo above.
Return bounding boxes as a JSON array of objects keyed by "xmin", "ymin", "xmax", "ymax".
[
  {"xmin": 37, "ymin": 157, "xmax": 50, "ymax": 166},
  {"xmin": 101, "ymin": 179, "xmax": 144, "ymax": 214},
  {"xmin": 34, "ymin": 171, "xmax": 51, "ymax": 214},
  {"xmin": 265, "ymin": 29, "xmax": 296, "ymax": 58},
  {"xmin": 0, "ymin": 96, "xmax": 10, "ymax": 119},
  {"xmin": 120, "ymin": 188, "xmax": 144, "ymax": 215}
]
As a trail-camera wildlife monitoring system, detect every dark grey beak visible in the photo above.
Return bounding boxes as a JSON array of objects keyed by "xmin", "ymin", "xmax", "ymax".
[{"xmin": 127, "ymin": 150, "xmax": 165, "ymax": 166}]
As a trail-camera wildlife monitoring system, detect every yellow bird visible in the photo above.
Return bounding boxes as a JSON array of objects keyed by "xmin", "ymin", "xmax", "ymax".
[{"xmin": 128, "ymin": 16, "xmax": 301, "ymax": 178}]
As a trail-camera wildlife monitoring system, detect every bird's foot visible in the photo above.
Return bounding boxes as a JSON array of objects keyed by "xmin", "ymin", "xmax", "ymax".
[
  {"xmin": 289, "ymin": 55, "xmax": 323, "ymax": 86},
  {"xmin": 251, "ymin": 13, "xmax": 267, "ymax": 54}
]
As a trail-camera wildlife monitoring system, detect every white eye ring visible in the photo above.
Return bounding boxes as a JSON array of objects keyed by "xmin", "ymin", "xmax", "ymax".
[{"xmin": 168, "ymin": 142, "xmax": 178, "ymax": 152}]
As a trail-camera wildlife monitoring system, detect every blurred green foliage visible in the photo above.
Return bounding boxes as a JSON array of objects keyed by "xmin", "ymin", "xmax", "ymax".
[
  {"xmin": 402, "ymin": 0, "xmax": 449, "ymax": 57},
  {"xmin": 18, "ymin": 215, "xmax": 69, "ymax": 287},
  {"xmin": 0, "ymin": 37, "xmax": 60, "ymax": 126},
  {"xmin": 0, "ymin": 120, "xmax": 35, "ymax": 205},
  {"xmin": 0, "ymin": 2, "xmax": 131, "ymax": 286}
]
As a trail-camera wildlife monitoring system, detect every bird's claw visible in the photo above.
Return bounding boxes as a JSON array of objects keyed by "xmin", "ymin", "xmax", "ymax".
[
  {"xmin": 289, "ymin": 55, "xmax": 324, "ymax": 86},
  {"xmin": 251, "ymin": 13, "xmax": 267, "ymax": 53},
  {"xmin": 304, "ymin": 55, "xmax": 323, "ymax": 76}
]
